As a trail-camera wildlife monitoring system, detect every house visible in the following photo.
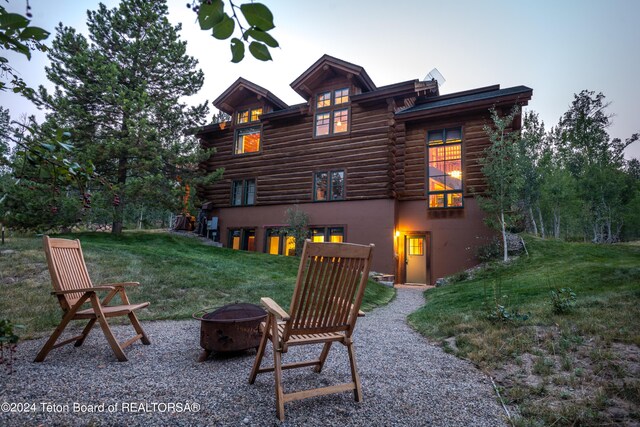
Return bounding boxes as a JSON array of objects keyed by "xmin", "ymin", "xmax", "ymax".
[{"xmin": 195, "ymin": 55, "xmax": 532, "ymax": 285}]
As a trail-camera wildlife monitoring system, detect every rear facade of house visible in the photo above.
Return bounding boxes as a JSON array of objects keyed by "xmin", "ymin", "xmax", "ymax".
[{"xmin": 195, "ymin": 55, "xmax": 532, "ymax": 285}]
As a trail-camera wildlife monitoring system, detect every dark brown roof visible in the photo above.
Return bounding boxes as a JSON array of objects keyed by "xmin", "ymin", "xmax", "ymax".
[
  {"xmin": 290, "ymin": 54, "xmax": 377, "ymax": 100},
  {"xmin": 213, "ymin": 77, "xmax": 288, "ymax": 114}
]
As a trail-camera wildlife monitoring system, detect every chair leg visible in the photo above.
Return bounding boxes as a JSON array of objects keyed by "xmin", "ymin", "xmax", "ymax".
[
  {"xmin": 346, "ymin": 341, "xmax": 363, "ymax": 402},
  {"xmin": 128, "ymin": 312, "xmax": 150, "ymax": 345},
  {"xmin": 90, "ymin": 296, "xmax": 127, "ymax": 362},
  {"xmin": 249, "ymin": 323, "xmax": 269, "ymax": 384},
  {"xmin": 314, "ymin": 341, "xmax": 333, "ymax": 373},
  {"xmin": 74, "ymin": 319, "xmax": 97, "ymax": 347},
  {"xmin": 273, "ymin": 348, "xmax": 285, "ymax": 421},
  {"xmin": 34, "ymin": 308, "xmax": 78, "ymax": 362}
]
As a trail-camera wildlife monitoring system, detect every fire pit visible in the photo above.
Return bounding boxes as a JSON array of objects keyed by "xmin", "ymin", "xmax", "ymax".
[{"xmin": 193, "ymin": 303, "xmax": 267, "ymax": 362}]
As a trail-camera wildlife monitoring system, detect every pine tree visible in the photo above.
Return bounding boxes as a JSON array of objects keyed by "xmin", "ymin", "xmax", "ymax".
[{"xmin": 39, "ymin": 0, "xmax": 210, "ymax": 233}]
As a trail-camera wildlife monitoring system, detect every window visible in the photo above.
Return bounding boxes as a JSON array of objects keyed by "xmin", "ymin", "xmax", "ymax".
[
  {"xmin": 250, "ymin": 108, "xmax": 262, "ymax": 122},
  {"xmin": 316, "ymin": 92, "xmax": 331, "ymax": 108},
  {"xmin": 237, "ymin": 107, "xmax": 262, "ymax": 124},
  {"xmin": 314, "ymin": 170, "xmax": 344, "ymax": 201},
  {"xmin": 231, "ymin": 179, "xmax": 256, "ymax": 206},
  {"xmin": 228, "ymin": 228, "xmax": 255, "ymax": 251},
  {"xmin": 315, "ymin": 112, "xmax": 330, "ymax": 136},
  {"xmin": 265, "ymin": 229, "xmax": 296, "ymax": 256},
  {"xmin": 314, "ymin": 87, "xmax": 350, "ymax": 136},
  {"xmin": 235, "ymin": 127, "xmax": 261, "ymax": 154},
  {"xmin": 427, "ymin": 127, "xmax": 463, "ymax": 208},
  {"xmin": 408, "ymin": 237, "xmax": 424, "ymax": 256},
  {"xmin": 333, "ymin": 109, "xmax": 348, "ymax": 133},
  {"xmin": 310, "ymin": 226, "xmax": 345, "ymax": 243}
]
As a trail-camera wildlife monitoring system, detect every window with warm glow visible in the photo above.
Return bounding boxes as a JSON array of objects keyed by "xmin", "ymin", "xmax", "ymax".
[
  {"xmin": 231, "ymin": 179, "xmax": 256, "ymax": 206},
  {"xmin": 316, "ymin": 92, "xmax": 331, "ymax": 108},
  {"xmin": 427, "ymin": 127, "xmax": 463, "ymax": 208},
  {"xmin": 237, "ymin": 107, "xmax": 262, "ymax": 124},
  {"xmin": 228, "ymin": 228, "xmax": 255, "ymax": 251},
  {"xmin": 334, "ymin": 88, "xmax": 349, "ymax": 105},
  {"xmin": 329, "ymin": 227, "xmax": 344, "ymax": 242},
  {"xmin": 235, "ymin": 127, "xmax": 261, "ymax": 154},
  {"xmin": 266, "ymin": 229, "xmax": 297, "ymax": 256},
  {"xmin": 250, "ymin": 108, "xmax": 262, "ymax": 122},
  {"xmin": 314, "ymin": 170, "xmax": 344, "ymax": 201},
  {"xmin": 409, "ymin": 237, "xmax": 424, "ymax": 256},
  {"xmin": 309, "ymin": 226, "xmax": 345, "ymax": 243},
  {"xmin": 236, "ymin": 110, "xmax": 249, "ymax": 124},
  {"xmin": 333, "ymin": 109, "xmax": 349, "ymax": 133},
  {"xmin": 315, "ymin": 112, "xmax": 330, "ymax": 136},
  {"xmin": 314, "ymin": 88, "xmax": 350, "ymax": 137},
  {"xmin": 311, "ymin": 228, "xmax": 325, "ymax": 242}
]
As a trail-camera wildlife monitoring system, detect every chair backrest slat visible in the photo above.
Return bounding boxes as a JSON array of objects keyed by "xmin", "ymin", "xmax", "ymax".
[
  {"xmin": 43, "ymin": 236, "xmax": 93, "ymax": 311},
  {"xmin": 284, "ymin": 240, "xmax": 374, "ymax": 340}
]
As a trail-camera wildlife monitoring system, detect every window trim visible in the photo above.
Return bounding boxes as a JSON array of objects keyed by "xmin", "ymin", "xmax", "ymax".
[
  {"xmin": 230, "ymin": 178, "xmax": 256, "ymax": 206},
  {"xmin": 426, "ymin": 126, "xmax": 464, "ymax": 209},
  {"xmin": 313, "ymin": 170, "xmax": 345, "ymax": 202}
]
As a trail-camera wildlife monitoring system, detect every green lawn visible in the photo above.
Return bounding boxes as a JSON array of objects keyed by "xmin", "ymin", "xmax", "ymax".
[
  {"xmin": 0, "ymin": 231, "xmax": 394, "ymax": 337},
  {"xmin": 409, "ymin": 236, "xmax": 640, "ymax": 426}
]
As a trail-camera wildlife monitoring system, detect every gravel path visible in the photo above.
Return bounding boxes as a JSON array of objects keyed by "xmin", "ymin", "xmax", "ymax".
[{"xmin": 1, "ymin": 289, "xmax": 507, "ymax": 426}]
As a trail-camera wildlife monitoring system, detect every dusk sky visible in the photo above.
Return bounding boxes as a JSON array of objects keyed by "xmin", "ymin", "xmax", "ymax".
[{"xmin": 3, "ymin": 0, "xmax": 639, "ymax": 159}]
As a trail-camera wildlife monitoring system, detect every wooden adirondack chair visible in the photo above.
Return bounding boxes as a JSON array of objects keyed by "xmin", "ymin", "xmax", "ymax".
[
  {"xmin": 34, "ymin": 236, "xmax": 150, "ymax": 362},
  {"xmin": 249, "ymin": 240, "xmax": 375, "ymax": 421}
]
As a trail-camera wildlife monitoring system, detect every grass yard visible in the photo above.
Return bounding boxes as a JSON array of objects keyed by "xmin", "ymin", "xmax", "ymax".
[
  {"xmin": 409, "ymin": 236, "xmax": 640, "ymax": 426},
  {"xmin": 0, "ymin": 231, "xmax": 395, "ymax": 338}
]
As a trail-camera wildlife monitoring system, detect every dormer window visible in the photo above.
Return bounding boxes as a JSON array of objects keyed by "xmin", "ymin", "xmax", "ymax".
[
  {"xmin": 236, "ymin": 107, "xmax": 262, "ymax": 124},
  {"xmin": 314, "ymin": 87, "xmax": 350, "ymax": 137}
]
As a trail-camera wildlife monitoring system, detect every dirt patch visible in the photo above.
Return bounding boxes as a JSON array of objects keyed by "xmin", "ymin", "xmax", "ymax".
[{"xmin": 486, "ymin": 327, "xmax": 640, "ymax": 426}]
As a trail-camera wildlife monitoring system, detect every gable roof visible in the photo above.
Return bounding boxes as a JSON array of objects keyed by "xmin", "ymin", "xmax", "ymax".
[
  {"xmin": 213, "ymin": 77, "xmax": 288, "ymax": 114},
  {"xmin": 290, "ymin": 54, "xmax": 377, "ymax": 100}
]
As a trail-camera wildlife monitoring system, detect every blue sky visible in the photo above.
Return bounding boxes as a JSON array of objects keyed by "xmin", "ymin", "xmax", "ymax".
[{"xmin": 3, "ymin": 0, "xmax": 639, "ymax": 158}]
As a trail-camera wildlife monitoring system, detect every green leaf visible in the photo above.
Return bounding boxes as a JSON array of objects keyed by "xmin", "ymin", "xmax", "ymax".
[
  {"xmin": 198, "ymin": 0, "xmax": 224, "ymax": 30},
  {"xmin": 244, "ymin": 28, "xmax": 278, "ymax": 48},
  {"xmin": 211, "ymin": 14, "xmax": 235, "ymax": 40},
  {"xmin": 240, "ymin": 3, "xmax": 275, "ymax": 31},
  {"xmin": 230, "ymin": 38, "xmax": 245, "ymax": 63},
  {"xmin": 248, "ymin": 41, "xmax": 272, "ymax": 61},
  {"xmin": 0, "ymin": 13, "xmax": 29, "ymax": 30},
  {"xmin": 19, "ymin": 26, "xmax": 50, "ymax": 42}
]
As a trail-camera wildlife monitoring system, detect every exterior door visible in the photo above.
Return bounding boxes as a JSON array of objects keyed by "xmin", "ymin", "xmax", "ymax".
[{"xmin": 405, "ymin": 234, "xmax": 428, "ymax": 284}]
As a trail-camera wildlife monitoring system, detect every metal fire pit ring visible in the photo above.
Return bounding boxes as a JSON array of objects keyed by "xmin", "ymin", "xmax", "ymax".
[{"xmin": 192, "ymin": 303, "xmax": 267, "ymax": 362}]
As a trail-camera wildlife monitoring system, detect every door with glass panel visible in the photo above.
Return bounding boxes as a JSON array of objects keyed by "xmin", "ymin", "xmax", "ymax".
[{"xmin": 405, "ymin": 234, "xmax": 428, "ymax": 284}]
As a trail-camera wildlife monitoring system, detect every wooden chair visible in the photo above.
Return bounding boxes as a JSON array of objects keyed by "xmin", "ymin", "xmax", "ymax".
[
  {"xmin": 34, "ymin": 236, "xmax": 151, "ymax": 362},
  {"xmin": 249, "ymin": 240, "xmax": 374, "ymax": 421}
]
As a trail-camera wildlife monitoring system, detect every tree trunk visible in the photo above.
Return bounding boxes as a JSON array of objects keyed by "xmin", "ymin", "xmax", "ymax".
[
  {"xmin": 500, "ymin": 211, "xmax": 508, "ymax": 262},
  {"xmin": 112, "ymin": 155, "xmax": 128, "ymax": 234},
  {"xmin": 537, "ymin": 206, "xmax": 546, "ymax": 239},
  {"xmin": 553, "ymin": 209, "xmax": 561, "ymax": 239},
  {"xmin": 528, "ymin": 205, "xmax": 538, "ymax": 236}
]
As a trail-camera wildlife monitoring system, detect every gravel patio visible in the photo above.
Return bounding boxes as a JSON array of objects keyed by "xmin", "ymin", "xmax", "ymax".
[{"xmin": 1, "ymin": 288, "xmax": 507, "ymax": 426}]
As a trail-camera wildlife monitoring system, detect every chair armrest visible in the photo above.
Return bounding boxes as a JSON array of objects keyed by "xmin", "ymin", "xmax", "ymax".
[
  {"xmin": 260, "ymin": 297, "xmax": 290, "ymax": 321},
  {"xmin": 97, "ymin": 282, "xmax": 140, "ymax": 288},
  {"xmin": 52, "ymin": 286, "xmax": 115, "ymax": 295}
]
